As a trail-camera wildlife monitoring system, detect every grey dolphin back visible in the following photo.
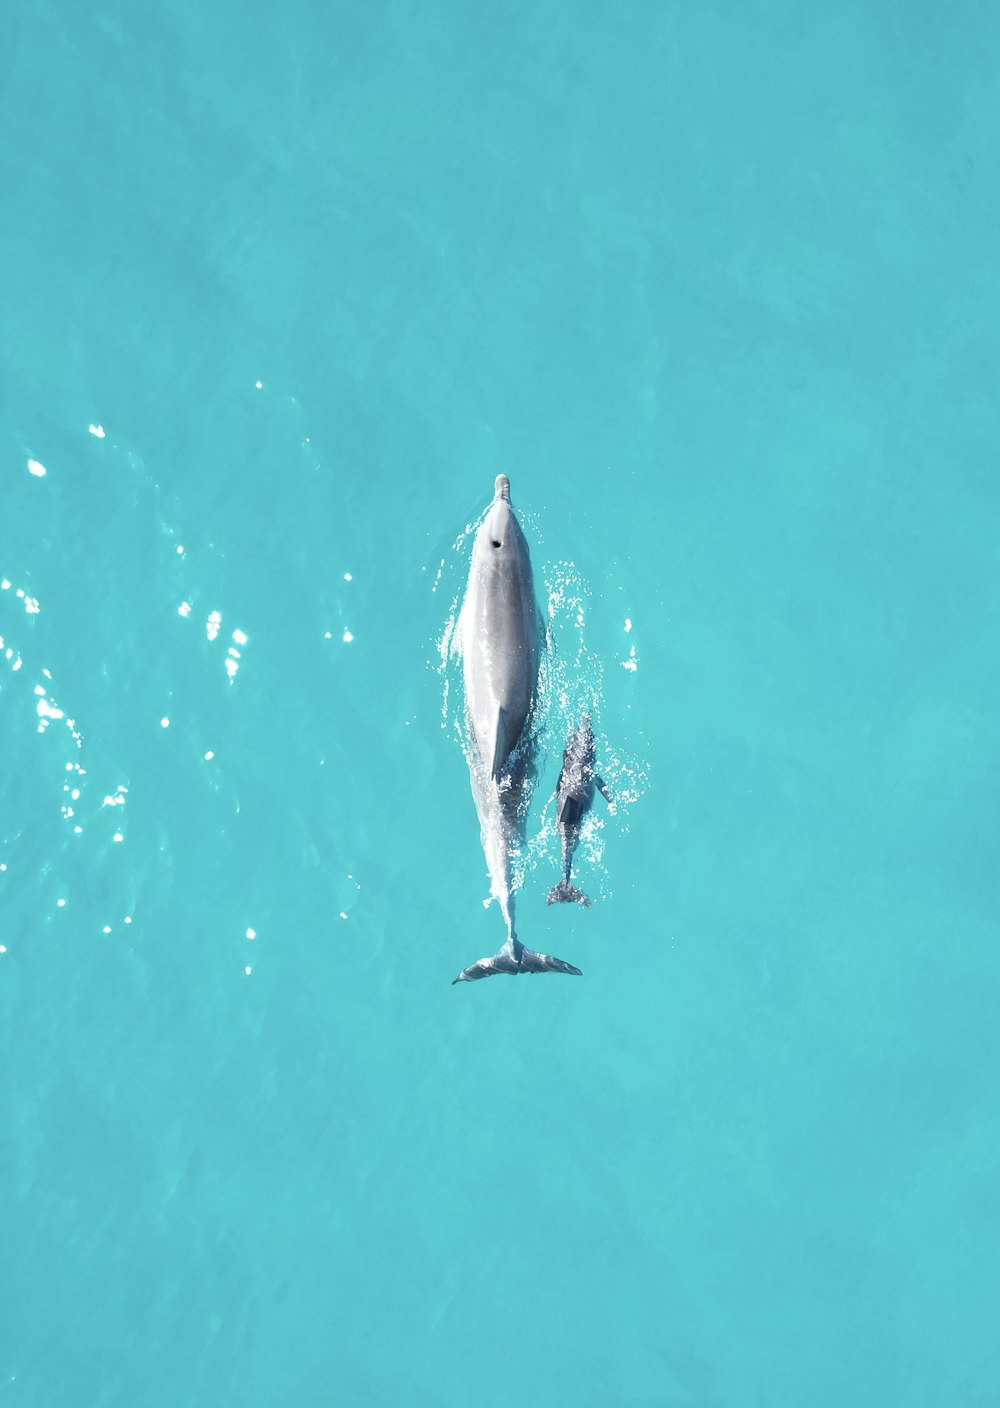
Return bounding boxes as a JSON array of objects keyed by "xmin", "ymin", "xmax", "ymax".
[
  {"xmin": 452, "ymin": 476, "xmax": 581, "ymax": 985},
  {"xmin": 547, "ymin": 714, "xmax": 610, "ymax": 907},
  {"xmin": 461, "ymin": 480, "xmax": 541, "ymax": 781}
]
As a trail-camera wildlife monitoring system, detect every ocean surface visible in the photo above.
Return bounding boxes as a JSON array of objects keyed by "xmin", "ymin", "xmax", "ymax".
[{"xmin": 2, "ymin": 2, "xmax": 999, "ymax": 1405}]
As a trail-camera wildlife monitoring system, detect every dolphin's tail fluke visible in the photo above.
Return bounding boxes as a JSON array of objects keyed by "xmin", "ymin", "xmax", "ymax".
[
  {"xmin": 452, "ymin": 937, "xmax": 582, "ymax": 984},
  {"xmin": 515, "ymin": 944, "xmax": 582, "ymax": 977},
  {"xmin": 451, "ymin": 941, "xmax": 521, "ymax": 983},
  {"xmin": 546, "ymin": 880, "xmax": 591, "ymax": 907}
]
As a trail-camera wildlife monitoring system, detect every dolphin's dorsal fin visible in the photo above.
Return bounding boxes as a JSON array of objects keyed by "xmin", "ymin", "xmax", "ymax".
[{"xmin": 490, "ymin": 707, "xmax": 509, "ymax": 780}]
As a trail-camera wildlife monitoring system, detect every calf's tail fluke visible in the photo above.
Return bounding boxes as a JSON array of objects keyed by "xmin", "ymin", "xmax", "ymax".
[
  {"xmin": 546, "ymin": 880, "xmax": 591, "ymax": 907},
  {"xmin": 452, "ymin": 937, "xmax": 582, "ymax": 984}
]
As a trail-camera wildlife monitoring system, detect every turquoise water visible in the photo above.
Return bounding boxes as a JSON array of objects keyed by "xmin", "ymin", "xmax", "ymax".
[{"xmin": 3, "ymin": 1, "xmax": 999, "ymax": 1403}]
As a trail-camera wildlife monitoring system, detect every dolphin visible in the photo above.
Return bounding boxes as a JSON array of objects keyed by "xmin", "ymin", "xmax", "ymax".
[
  {"xmin": 547, "ymin": 714, "xmax": 610, "ymax": 907},
  {"xmin": 452, "ymin": 475, "xmax": 582, "ymax": 984}
]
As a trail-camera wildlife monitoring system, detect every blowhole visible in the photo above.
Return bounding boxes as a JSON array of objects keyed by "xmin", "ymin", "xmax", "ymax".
[{"xmin": 491, "ymin": 539, "xmax": 502, "ymax": 548}]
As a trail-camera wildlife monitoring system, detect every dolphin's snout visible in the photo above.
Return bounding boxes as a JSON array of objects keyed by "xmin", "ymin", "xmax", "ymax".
[{"xmin": 494, "ymin": 474, "xmax": 511, "ymax": 502}]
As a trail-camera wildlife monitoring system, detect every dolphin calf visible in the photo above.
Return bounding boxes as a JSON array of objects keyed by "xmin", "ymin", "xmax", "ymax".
[
  {"xmin": 547, "ymin": 714, "xmax": 610, "ymax": 907},
  {"xmin": 452, "ymin": 475, "xmax": 581, "ymax": 984}
]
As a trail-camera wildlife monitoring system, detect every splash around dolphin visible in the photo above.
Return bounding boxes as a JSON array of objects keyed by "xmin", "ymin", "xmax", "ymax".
[{"xmin": 451, "ymin": 475, "xmax": 582, "ymax": 984}]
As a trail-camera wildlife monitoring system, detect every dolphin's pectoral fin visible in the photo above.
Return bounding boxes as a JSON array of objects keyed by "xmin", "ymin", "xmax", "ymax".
[
  {"xmin": 452, "ymin": 937, "xmax": 582, "ymax": 983},
  {"xmin": 595, "ymin": 775, "xmax": 611, "ymax": 803},
  {"xmin": 489, "ymin": 707, "xmax": 509, "ymax": 780}
]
